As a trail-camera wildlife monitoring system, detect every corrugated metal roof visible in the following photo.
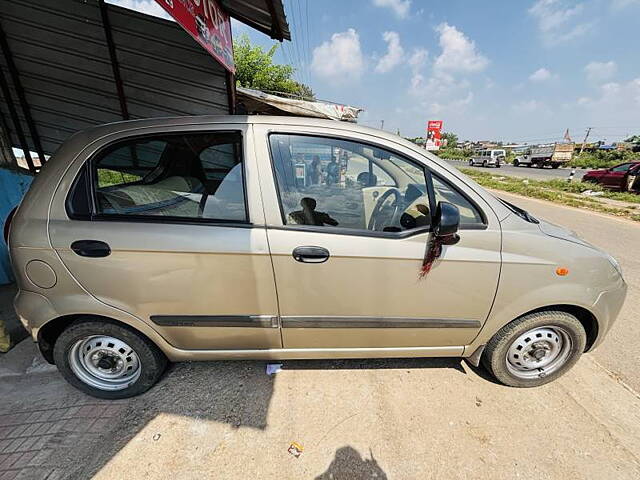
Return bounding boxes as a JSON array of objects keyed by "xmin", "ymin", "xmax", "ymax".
[
  {"xmin": 0, "ymin": 0, "xmax": 230, "ymax": 155},
  {"xmin": 221, "ymin": 0, "xmax": 290, "ymax": 41}
]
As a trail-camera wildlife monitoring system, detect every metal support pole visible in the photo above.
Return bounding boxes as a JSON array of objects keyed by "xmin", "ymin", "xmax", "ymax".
[
  {"xmin": 226, "ymin": 70, "xmax": 236, "ymax": 114},
  {"xmin": 0, "ymin": 109, "xmax": 17, "ymax": 170},
  {"xmin": 0, "ymin": 67, "xmax": 35, "ymax": 172},
  {"xmin": 0, "ymin": 21, "xmax": 46, "ymax": 167},
  {"xmin": 99, "ymin": 0, "xmax": 129, "ymax": 121}
]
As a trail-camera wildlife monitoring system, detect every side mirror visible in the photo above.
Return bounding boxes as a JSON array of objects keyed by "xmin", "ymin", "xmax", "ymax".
[{"xmin": 433, "ymin": 201, "xmax": 460, "ymax": 242}]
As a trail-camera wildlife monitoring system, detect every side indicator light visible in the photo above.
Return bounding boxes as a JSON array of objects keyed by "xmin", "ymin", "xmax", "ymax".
[{"xmin": 556, "ymin": 267, "xmax": 569, "ymax": 276}]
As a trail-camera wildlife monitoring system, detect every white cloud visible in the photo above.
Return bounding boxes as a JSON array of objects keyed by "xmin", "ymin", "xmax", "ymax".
[
  {"xmin": 407, "ymin": 48, "xmax": 428, "ymax": 72},
  {"xmin": 372, "ymin": 0, "xmax": 411, "ymax": 19},
  {"xmin": 106, "ymin": 0, "xmax": 172, "ymax": 19},
  {"xmin": 512, "ymin": 99, "xmax": 543, "ymax": 113},
  {"xmin": 577, "ymin": 78, "xmax": 640, "ymax": 108},
  {"xmin": 428, "ymin": 92, "xmax": 474, "ymax": 115},
  {"xmin": 584, "ymin": 61, "xmax": 617, "ymax": 84},
  {"xmin": 529, "ymin": 67, "xmax": 554, "ymax": 82},
  {"xmin": 433, "ymin": 23, "xmax": 488, "ymax": 73},
  {"xmin": 375, "ymin": 31, "xmax": 405, "ymax": 73},
  {"xmin": 311, "ymin": 29, "xmax": 365, "ymax": 85},
  {"xmin": 611, "ymin": 0, "xmax": 640, "ymax": 9},
  {"xmin": 409, "ymin": 24, "xmax": 484, "ymax": 120},
  {"xmin": 528, "ymin": 0, "xmax": 591, "ymax": 45}
]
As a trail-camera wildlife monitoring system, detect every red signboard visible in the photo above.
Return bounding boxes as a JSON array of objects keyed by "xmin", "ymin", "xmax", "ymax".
[
  {"xmin": 426, "ymin": 120, "xmax": 443, "ymax": 151},
  {"xmin": 154, "ymin": 0, "xmax": 234, "ymax": 73}
]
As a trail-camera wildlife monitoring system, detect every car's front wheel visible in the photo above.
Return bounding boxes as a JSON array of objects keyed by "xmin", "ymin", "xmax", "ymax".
[
  {"xmin": 53, "ymin": 319, "xmax": 167, "ymax": 399},
  {"xmin": 482, "ymin": 311, "xmax": 586, "ymax": 387}
]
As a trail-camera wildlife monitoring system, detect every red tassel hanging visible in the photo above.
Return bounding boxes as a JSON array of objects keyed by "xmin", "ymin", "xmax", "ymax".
[{"xmin": 419, "ymin": 234, "xmax": 444, "ymax": 279}]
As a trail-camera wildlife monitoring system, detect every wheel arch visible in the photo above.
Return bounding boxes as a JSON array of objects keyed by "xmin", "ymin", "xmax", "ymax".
[
  {"xmin": 37, "ymin": 314, "xmax": 165, "ymax": 364},
  {"xmin": 506, "ymin": 304, "xmax": 598, "ymax": 352},
  {"xmin": 467, "ymin": 303, "xmax": 599, "ymax": 365}
]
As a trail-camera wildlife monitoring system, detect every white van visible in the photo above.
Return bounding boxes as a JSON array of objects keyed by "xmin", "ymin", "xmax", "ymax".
[{"xmin": 469, "ymin": 149, "xmax": 505, "ymax": 168}]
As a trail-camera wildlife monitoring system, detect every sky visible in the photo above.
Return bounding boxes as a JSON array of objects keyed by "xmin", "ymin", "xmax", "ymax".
[{"xmin": 108, "ymin": 0, "xmax": 640, "ymax": 144}]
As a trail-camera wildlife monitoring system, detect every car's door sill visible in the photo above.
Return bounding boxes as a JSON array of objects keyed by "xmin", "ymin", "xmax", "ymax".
[{"xmin": 164, "ymin": 345, "xmax": 464, "ymax": 362}]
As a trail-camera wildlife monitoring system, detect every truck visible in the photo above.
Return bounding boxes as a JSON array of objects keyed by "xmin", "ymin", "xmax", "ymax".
[{"xmin": 513, "ymin": 143, "xmax": 574, "ymax": 169}]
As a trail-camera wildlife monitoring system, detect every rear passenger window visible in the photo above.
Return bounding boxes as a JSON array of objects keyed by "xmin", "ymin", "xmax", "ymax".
[{"xmin": 91, "ymin": 132, "xmax": 247, "ymax": 222}]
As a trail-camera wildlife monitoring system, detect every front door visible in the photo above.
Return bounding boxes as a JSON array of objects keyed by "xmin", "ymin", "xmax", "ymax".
[
  {"xmin": 50, "ymin": 126, "xmax": 281, "ymax": 350},
  {"xmin": 602, "ymin": 163, "xmax": 633, "ymax": 189},
  {"xmin": 257, "ymin": 131, "xmax": 501, "ymax": 350}
]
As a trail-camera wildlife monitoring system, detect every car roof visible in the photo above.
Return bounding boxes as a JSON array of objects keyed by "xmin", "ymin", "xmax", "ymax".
[{"xmin": 76, "ymin": 114, "xmax": 392, "ymax": 143}]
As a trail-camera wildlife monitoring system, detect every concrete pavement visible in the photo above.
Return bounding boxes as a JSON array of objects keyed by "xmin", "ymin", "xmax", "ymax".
[
  {"xmin": 445, "ymin": 159, "xmax": 587, "ymax": 181},
  {"xmin": 1, "ymin": 195, "xmax": 639, "ymax": 479}
]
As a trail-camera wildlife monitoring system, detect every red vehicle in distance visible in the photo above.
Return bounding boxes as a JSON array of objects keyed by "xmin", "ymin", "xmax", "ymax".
[{"xmin": 582, "ymin": 161, "xmax": 640, "ymax": 192}]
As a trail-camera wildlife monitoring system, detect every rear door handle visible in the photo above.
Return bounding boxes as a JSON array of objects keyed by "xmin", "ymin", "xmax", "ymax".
[
  {"xmin": 71, "ymin": 240, "xmax": 111, "ymax": 258},
  {"xmin": 292, "ymin": 246, "xmax": 330, "ymax": 263}
]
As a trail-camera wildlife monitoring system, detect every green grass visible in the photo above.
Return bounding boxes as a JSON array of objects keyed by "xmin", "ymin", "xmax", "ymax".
[
  {"xmin": 460, "ymin": 168, "xmax": 640, "ymax": 222},
  {"xmin": 97, "ymin": 169, "xmax": 142, "ymax": 188},
  {"xmin": 568, "ymin": 150, "xmax": 639, "ymax": 169}
]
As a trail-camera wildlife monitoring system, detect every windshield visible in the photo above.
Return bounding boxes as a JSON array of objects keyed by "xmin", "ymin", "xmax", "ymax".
[{"xmin": 496, "ymin": 197, "xmax": 539, "ymax": 224}]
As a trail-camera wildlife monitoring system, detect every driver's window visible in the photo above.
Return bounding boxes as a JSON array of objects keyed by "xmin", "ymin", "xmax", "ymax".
[{"xmin": 269, "ymin": 134, "xmax": 430, "ymax": 233}]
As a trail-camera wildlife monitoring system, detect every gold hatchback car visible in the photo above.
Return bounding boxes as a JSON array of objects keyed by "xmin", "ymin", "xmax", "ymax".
[{"xmin": 8, "ymin": 116, "xmax": 626, "ymax": 399}]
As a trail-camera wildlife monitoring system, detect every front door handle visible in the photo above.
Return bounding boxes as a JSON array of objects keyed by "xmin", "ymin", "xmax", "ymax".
[
  {"xmin": 71, "ymin": 240, "xmax": 111, "ymax": 258},
  {"xmin": 292, "ymin": 246, "xmax": 330, "ymax": 263}
]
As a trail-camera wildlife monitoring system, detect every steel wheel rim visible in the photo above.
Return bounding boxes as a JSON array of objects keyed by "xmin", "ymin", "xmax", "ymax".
[
  {"xmin": 68, "ymin": 335, "xmax": 141, "ymax": 391},
  {"xmin": 505, "ymin": 326, "xmax": 572, "ymax": 380}
]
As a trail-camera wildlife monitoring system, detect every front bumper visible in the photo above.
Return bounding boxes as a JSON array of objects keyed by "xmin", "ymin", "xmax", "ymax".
[{"xmin": 590, "ymin": 277, "xmax": 627, "ymax": 350}]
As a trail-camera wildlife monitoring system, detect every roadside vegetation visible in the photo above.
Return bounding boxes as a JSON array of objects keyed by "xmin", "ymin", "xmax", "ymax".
[
  {"xmin": 460, "ymin": 168, "xmax": 640, "ymax": 222},
  {"xmin": 438, "ymin": 147, "xmax": 638, "ymax": 169},
  {"xmin": 566, "ymin": 150, "xmax": 639, "ymax": 169}
]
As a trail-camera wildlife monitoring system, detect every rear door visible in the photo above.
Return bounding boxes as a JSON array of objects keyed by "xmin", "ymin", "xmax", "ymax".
[
  {"xmin": 254, "ymin": 126, "xmax": 501, "ymax": 352},
  {"xmin": 49, "ymin": 125, "xmax": 281, "ymax": 350}
]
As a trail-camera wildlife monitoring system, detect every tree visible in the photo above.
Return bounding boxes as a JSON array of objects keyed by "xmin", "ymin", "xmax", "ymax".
[
  {"xmin": 441, "ymin": 132, "xmax": 458, "ymax": 147},
  {"xmin": 233, "ymin": 34, "xmax": 314, "ymax": 99}
]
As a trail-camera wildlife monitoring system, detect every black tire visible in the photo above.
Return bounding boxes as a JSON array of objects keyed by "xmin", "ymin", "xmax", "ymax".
[
  {"xmin": 513, "ymin": 159, "xmax": 519, "ymax": 167},
  {"xmin": 552, "ymin": 163, "xmax": 560, "ymax": 169},
  {"xmin": 482, "ymin": 311, "xmax": 586, "ymax": 388},
  {"xmin": 53, "ymin": 318, "xmax": 167, "ymax": 399},
  {"xmin": 482, "ymin": 160, "xmax": 487, "ymax": 167},
  {"xmin": 469, "ymin": 159, "xmax": 474, "ymax": 166}
]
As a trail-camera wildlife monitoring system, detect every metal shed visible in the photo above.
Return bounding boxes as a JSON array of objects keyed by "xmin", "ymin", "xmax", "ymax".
[{"xmin": 0, "ymin": 0, "xmax": 290, "ymax": 284}]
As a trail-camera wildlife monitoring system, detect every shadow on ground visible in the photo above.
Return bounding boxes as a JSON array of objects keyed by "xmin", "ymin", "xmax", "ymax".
[
  {"xmin": 315, "ymin": 446, "xmax": 388, "ymax": 480},
  {"xmin": 0, "ymin": 345, "xmax": 469, "ymax": 479}
]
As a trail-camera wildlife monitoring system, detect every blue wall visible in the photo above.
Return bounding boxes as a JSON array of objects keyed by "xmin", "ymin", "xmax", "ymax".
[{"xmin": 0, "ymin": 168, "xmax": 33, "ymax": 285}]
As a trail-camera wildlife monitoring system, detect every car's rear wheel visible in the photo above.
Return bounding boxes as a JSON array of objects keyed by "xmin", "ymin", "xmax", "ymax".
[
  {"xmin": 513, "ymin": 159, "xmax": 519, "ymax": 167},
  {"xmin": 53, "ymin": 319, "xmax": 167, "ymax": 399},
  {"xmin": 482, "ymin": 311, "xmax": 586, "ymax": 387},
  {"xmin": 482, "ymin": 160, "xmax": 487, "ymax": 167},
  {"xmin": 468, "ymin": 159, "xmax": 474, "ymax": 166}
]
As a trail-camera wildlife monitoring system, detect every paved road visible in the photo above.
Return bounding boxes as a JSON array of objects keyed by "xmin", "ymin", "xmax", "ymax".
[
  {"xmin": 445, "ymin": 159, "xmax": 587, "ymax": 181},
  {"xmin": 1, "ymin": 196, "xmax": 639, "ymax": 479}
]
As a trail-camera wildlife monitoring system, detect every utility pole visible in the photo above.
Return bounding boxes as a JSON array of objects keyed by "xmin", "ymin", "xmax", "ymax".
[
  {"xmin": 578, "ymin": 127, "xmax": 592, "ymax": 156},
  {"xmin": 380, "ymin": 120, "xmax": 384, "ymax": 130}
]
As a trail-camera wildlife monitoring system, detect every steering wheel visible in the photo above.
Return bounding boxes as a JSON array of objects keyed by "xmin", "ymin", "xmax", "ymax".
[{"xmin": 368, "ymin": 188, "xmax": 403, "ymax": 231}]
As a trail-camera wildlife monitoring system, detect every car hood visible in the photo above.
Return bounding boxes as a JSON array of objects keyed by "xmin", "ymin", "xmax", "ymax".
[{"xmin": 537, "ymin": 219, "xmax": 600, "ymax": 251}]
